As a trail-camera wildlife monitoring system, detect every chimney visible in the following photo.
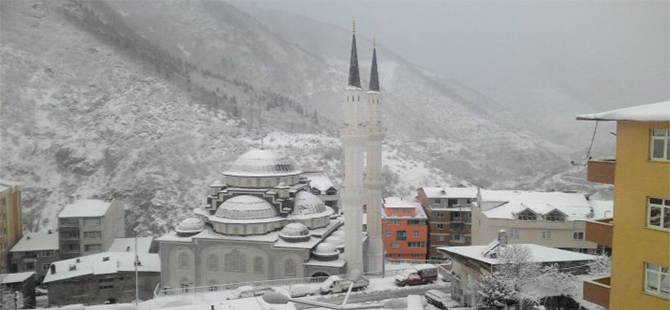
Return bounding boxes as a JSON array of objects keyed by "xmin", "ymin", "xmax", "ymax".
[
  {"xmin": 48, "ymin": 230, "xmax": 52, "ymax": 234},
  {"xmin": 50, "ymin": 264, "xmax": 56, "ymax": 274},
  {"xmin": 103, "ymin": 256, "xmax": 109, "ymax": 262},
  {"xmin": 76, "ymin": 258, "xmax": 80, "ymax": 263},
  {"xmin": 126, "ymin": 246, "xmax": 131, "ymax": 252},
  {"xmin": 498, "ymin": 229, "xmax": 508, "ymax": 247},
  {"xmin": 69, "ymin": 264, "xmax": 76, "ymax": 271}
]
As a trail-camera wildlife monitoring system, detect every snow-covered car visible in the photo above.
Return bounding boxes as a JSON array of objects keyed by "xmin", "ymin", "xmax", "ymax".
[
  {"xmin": 319, "ymin": 275, "xmax": 369, "ymax": 294},
  {"xmin": 228, "ymin": 285, "xmax": 274, "ymax": 299},
  {"xmin": 395, "ymin": 264, "xmax": 438, "ymax": 286},
  {"xmin": 424, "ymin": 289, "xmax": 457, "ymax": 310},
  {"xmin": 289, "ymin": 284, "xmax": 318, "ymax": 298}
]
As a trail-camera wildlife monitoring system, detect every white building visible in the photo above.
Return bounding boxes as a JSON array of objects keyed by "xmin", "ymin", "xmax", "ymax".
[
  {"xmin": 471, "ymin": 189, "xmax": 613, "ymax": 254},
  {"xmin": 57, "ymin": 199, "xmax": 125, "ymax": 259}
]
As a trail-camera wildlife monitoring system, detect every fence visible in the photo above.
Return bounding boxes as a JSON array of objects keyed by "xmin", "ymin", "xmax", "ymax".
[{"xmin": 155, "ymin": 275, "xmax": 331, "ymax": 297}]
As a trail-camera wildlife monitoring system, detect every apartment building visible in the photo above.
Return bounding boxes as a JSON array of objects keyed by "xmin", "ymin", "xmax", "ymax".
[
  {"xmin": 57, "ymin": 199, "xmax": 125, "ymax": 259},
  {"xmin": 0, "ymin": 179, "xmax": 22, "ymax": 272},
  {"xmin": 9, "ymin": 231, "xmax": 59, "ymax": 282},
  {"xmin": 471, "ymin": 189, "xmax": 613, "ymax": 254},
  {"xmin": 417, "ymin": 187, "xmax": 476, "ymax": 259},
  {"xmin": 382, "ymin": 197, "xmax": 428, "ymax": 260},
  {"xmin": 578, "ymin": 101, "xmax": 670, "ymax": 310}
]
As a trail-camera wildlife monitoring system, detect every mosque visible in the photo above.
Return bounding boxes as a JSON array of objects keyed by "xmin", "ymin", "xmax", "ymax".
[{"xmin": 157, "ymin": 25, "xmax": 385, "ymax": 288}]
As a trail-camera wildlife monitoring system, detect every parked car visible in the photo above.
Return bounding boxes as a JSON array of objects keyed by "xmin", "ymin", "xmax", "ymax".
[
  {"xmin": 289, "ymin": 284, "xmax": 318, "ymax": 298},
  {"xmin": 319, "ymin": 275, "xmax": 369, "ymax": 294},
  {"xmin": 424, "ymin": 289, "xmax": 458, "ymax": 310},
  {"xmin": 228, "ymin": 285, "xmax": 274, "ymax": 300},
  {"xmin": 395, "ymin": 264, "xmax": 438, "ymax": 286}
]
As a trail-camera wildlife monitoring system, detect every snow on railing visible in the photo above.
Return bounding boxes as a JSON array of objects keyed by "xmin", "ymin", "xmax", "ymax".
[
  {"xmin": 386, "ymin": 258, "xmax": 451, "ymax": 265},
  {"xmin": 155, "ymin": 275, "xmax": 331, "ymax": 297}
]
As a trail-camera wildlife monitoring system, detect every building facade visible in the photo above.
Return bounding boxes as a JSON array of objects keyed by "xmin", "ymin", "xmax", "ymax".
[
  {"xmin": 57, "ymin": 199, "xmax": 125, "ymax": 259},
  {"xmin": 0, "ymin": 180, "xmax": 22, "ymax": 272},
  {"xmin": 471, "ymin": 189, "xmax": 612, "ymax": 254},
  {"xmin": 43, "ymin": 252, "xmax": 160, "ymax": 306},
  {"xmin": 9, "ymin": 231, "xmax": 59, "ymax": 282},
  {"xmin": 417, "ymin": 187, "xmax": 476, "ymax": 259},
  {"xmin": 382, "ymin": 197, "xmax": 428, "ymax": 260},
  {"xmin": 578, "ymin": 101, "xmax": 670, "ymax": 310}
]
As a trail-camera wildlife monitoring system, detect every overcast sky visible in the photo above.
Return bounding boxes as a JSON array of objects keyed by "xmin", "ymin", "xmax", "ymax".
[{"xmin": 249, "ymin": 0, "xmax": 669, "ymax": 109}]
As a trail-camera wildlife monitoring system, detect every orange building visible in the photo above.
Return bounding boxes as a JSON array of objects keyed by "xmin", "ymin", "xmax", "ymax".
[{"xmin": 382, "ymin": 197, "xmax": 428, "ymax": 260}]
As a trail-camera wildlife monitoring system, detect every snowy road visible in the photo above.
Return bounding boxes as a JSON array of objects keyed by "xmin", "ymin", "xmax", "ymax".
[{"xmin": 292, "ymin": 280, "xmax": 451, "ymax": 309}]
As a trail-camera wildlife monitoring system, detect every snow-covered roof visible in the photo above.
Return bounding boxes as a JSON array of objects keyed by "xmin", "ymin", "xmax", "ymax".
[
  {"xmin": 589, "ymin": 200, "xmax": 614, "ymax": 220},
  {"xmin": 0, "ymin": 272, "xmax": 34, "ymax": 284},
  {"xmin": 304, "ymin": 257, "xmax": 347, "ymax": 268},
  {"xmin": 0, "ymin": 179, "xmax": 20, "ymax": 191},
  {"xmin": 58, "ymin": 199, "xmax": 113, "ymax": 218},
  {"xmin": 293, "ymin": 191, "xmax": 327, "ymax": 215},
  {"xmin": 302, "ymin": 171, "xmax": 336, "ymax": 192},
  {"xmin": 223, "ymin": 149, "xmax": 302, "ymax": 177},
  {"xmin": 214, "ymin": 195, "xmax": 277, "ymax": 220},
  {"xmin": 10, "ymin": 232, "xmax": 59, "ymax": 252},
  {"xmin": 382, "ymin": 197, "xmax": 427, "ymax": 219},
  {"xmin": 421, "ymin": 187, "xmax": 477, "ymax": 199},
  {"xmin": 440, "ymin": 244, "xmax": 596, "ymax": 265},
  {"xmin": 43, "ymin": 252, "xmax": 160, "ymax": 283},
  {"xmin": 576, "ymin": 101, "xmax": 670, "ymax": 122},
  {"xmin": 108, "ymin": 237, "xmax": 154, "ymax": 254},
  {"xmin": 479, "ymin": 190, "xmax": 592, "ymax": 220}
]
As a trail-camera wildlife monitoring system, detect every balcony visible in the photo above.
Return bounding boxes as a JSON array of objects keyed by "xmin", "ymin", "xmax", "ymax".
[
  {"xmin": 587, "ymin": 159, "xmax": 616, "ymax": 184},
  {"xmin": 583, "ymin": 276, "xmax": 610, "ymax": 308},
  {"xmin": 585, "ymin": 220, "xmax": 613, "ymax": 247}
]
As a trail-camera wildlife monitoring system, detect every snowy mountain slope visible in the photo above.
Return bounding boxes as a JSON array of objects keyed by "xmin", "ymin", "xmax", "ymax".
[{"xmin": 1, "ymin": 0, "xmax": 600, "ymax": 235}]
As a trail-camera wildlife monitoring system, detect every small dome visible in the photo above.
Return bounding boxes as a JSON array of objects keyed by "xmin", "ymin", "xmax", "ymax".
[
  {"xmin": 176, "ymin": 217, "xmax": 205, "ymax": 234},
  {"xmin": 279, "ymin": 223, "xmax": 311, "ymax": 242},
  {"xmin": 215, "ymin": 195, "xmax": 277, "ymax": 220},
  {"xmin": 312, "ymin": 242, "xmax": 340, "ymax": 261},
  {"xmin": 293, "ymin": 191, "xmax": 327, "ymax": 216},
  {"xmin": 210, "ymin": 180, "xmax": 224, "ymax": 187},
  {"xmin": 223, "ymin": 149, "xmax": 301, "ymax": 177},
  {"xmin": 332, "ymin": 230, "xmax": 345, "ymax": 238},
  {"xmin": 324, "ymin": 236, "xmax": 345, "ymax": 247}
]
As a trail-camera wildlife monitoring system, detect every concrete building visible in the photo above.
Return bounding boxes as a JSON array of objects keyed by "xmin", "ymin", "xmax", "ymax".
[
  {"xmin": 471, "ymin": 189, "xmax": 613, "ymax": 254},
  {"xmin": 439, "ymin": 234, "xmax": 596, "ymax": 308},
  {"xmin": 43, "ymin": 251, "xmax": 160, "ymax": 306},
  {"xmin": 417, "ymin": 187, "xmax": 476, "ymax": 259},
  {"xmin": 578, "ymin": 101, "xmax": 670, "ymax": 310},
  {"xmin": 0, "ymin": 179, "xmax": 22, "ymax": 272},
  {"xmin": 9, "ymin": 231, "xmax": 59, "ymax": 282},
  {"xmin": 0, "ymin": 271, "xmax": 36, "ymax": 309},
  {"xmin": 57, "ymin": 199, "xmax": 125, "ymax": 259},
  {"xmin": 382, "ymin": 197, "xmax": 428, "ymax": 260}
]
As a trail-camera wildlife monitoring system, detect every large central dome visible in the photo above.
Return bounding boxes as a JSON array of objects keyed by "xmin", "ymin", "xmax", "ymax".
[
  {"xmin": 215, "ymin": 195, "xmax": 277, "ymax": 220},
  {"xmin": 223, "ymin": 149, "xmax": 302, "ymax": 177}
]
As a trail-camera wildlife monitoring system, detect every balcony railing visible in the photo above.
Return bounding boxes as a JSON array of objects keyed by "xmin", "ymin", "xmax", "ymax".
[
  {"xmin": 587, "ymin": 159, "xmax": 616, "ymax": 184},
  {"xmin": 585, "ymin": 220, "xmax": 613, "ymax": 247},
  {"xmin": 583, "ymin": 276, "xmax": 610, "ymax": 308}
]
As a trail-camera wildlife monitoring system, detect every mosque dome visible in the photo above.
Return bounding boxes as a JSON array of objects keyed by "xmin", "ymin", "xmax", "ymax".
[
  {"xmin": 331, "ymin": 230, "xmax": 345, "ymax": 238},
  {"xmin": 292, "ymin": 191, "xmax": 327, "ymax": 216},
  {"xmin": 223, "ymin": 149, "xmax": 301, "ymax": 177},
  {"xmin": 312, "ymin": 242, "xmax": 340, "ymax": 261},
  {"xmin": 279, "ymin": 223, "xmax": 311, "ymax": 242},
  {"xmin": 324, "ymin": 236, "xmax": 345, "ymax": 248},
  {"xmin": 176, "ymin": 217, "xmax": 205, "ymax": 234},
  {"xmin": 215, "ymin": 195, "xmax": 277, "ymax": 220}
]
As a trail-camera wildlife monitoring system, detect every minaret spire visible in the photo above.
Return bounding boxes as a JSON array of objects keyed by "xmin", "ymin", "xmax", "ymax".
[
  {"xmin": 348, "ymin": 20, "xmax": 361, "ymax": 88},
  {"xmin": 369, "ymin": 38, "xmax": 380, "ymax": 92}
]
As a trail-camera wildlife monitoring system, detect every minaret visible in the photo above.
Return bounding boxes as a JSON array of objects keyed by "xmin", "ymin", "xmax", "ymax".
[
  {"xmin": 364, "ymin": 39, "xmax": 385, "ymax": 274},
  {"xmin": 342, "ymin": 21, "xmax": 367, "ymax": 273}
]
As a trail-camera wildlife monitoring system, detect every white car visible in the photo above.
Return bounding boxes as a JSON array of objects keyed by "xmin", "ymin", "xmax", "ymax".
[{"xmin": 289, "ymin": 284, "xmax": 318, "ymax": 298}]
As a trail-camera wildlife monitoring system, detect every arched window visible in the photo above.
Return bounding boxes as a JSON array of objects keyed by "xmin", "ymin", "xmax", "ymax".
[
  {"xmin": 285, "ymin": 258, "xmax": 296, "ymax": 277},
  {"xmin": 179, "ymin": 252, "xmax": 189, "ymax": 269},
  {"xmin": 253, "ymin": 257, "xmax": 264, "ymax": 274},
  {"xmin": 208, "ymin": 253, "xmax": 218, "ymax": 271},
  {"xmin": 225, "ymin": 249, "xmax": 247, "ymax": 273}
]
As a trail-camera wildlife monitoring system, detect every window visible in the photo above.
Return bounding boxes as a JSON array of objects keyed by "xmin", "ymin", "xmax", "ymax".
[
  {"xmin": 437, "ymin": 235, "xmax": 445, "ymax": 242},
  {"xmin": 573, "ymin": 232, "xmax": 584, "ymax": 240},
  {"xmin": 407, "ymin": 242, "xmax": 426, "ymax": 248},
  {"xmin": 225, "ymin": 249, "xmax": 247, "ymax": 272},
  {"xmin": 83, "ymin": 231, "xmax": 102, "ymax": 239},
  {"xmin": 408, "ymin": 220, "xmax": 422, "ymax": 225},
  {"xmin": 84, "ymin": 218, "xmax": 101, "ymax": 226},
  {"xmin": 648, "ymin": 197, "xmax": 670, "ymax": 230},
  {"xmin": 545, "ymin": 211, "xmax": 565, "ymax": 222},
  {"xmin": 60, "ymin": 231, "xmax": 79, "ymax": 239},
  {"xmin": 98, "ymin": 278, "xmax": 114, "ymax": 290},
  {"xmin": 42, "ymin": 263, "xmax": 50, "ymax": 271},
  {"xmin": 542, "ymin": 231, "xmax": 552, "ymax": 240},
  {"xmin": 84, "ymin": 244, "xmax": 102, "ymax": 252},
  {"xmin": 253, "ymin": 257, "xmax": 264, "ymax": 274},
  {"xmin": 284, "ymin": 259, "xmax": 296, "ymax": 276},
  {"xmin": 413, "ymin": 231, "xmax": 420, "ymax": 238},
  {"xmin": 385, "ymin": 230, "xmax": 392, "ymax": 237},
  {"xmin": 434, "ymin": 199, "xmax": 441, "ymax": 204},
  {"xmin": 411, "ymin": 254, "xmax": 421, "ymax": 258},
  {"xmin": 651, "ymin": 129, "xmax": 670, "ymax": 161},
  {"xmin": 38, "ymin": 250, "xmax": 54, "ymax": 257},
  {"xmin": 448, "ymin": 199, "xmax": 457, "ymax": 207},
  {"xmin": 208, "ymin": 254, "xmax": 219, "ymax": 271},
  {"xmin": 437, "ymin": 224, "xmax": 445, "ymax": 230},
  {"xmin": 450, "ymin": 234, "xmax": 463, "ymax": 242},
  {"xmin": 644, "ymin": 263, "xmax": 670, "ymax": 297},
  {"xmin": 25, "ymin": 262, "xmax": 35, "ymax": 270},
  {"xmin": 391, "ymin": 242, "xmax": 399, "ymax": 248},
  {"xmin": 436, "ymin": 212, "xmax": 445, "ymax": 218},
  {"xmin": 386, "ymin": 219, "xmax": 400, "ymax": 225},
  {"xmin": 179, "ymin": 252, "xmax": 189, "ymax": 269},
  {"xmin": 517, "ymin": 210, "xmax": 537, "ymax": 221},
  {"xmin": 451, "ymin": 212, "xmax": 462, "ymax": 221},
  {"xmin": 397, "ymin": 230, "xmax": 407, "ymax": 241},
  {"xmin": 509, "ymin": 229, "xmax": 520, "ymax": 239}
]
